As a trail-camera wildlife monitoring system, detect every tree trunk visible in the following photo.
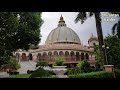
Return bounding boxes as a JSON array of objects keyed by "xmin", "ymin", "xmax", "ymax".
[{"xmin": 94, "ymin": 12, "xmax": 105, "ymax": 68}]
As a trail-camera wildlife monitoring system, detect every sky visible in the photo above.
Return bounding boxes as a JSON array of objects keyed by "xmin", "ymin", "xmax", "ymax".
[{"xmin": 39, "ymin": 12, "xmax": 119, "ymax": 45}]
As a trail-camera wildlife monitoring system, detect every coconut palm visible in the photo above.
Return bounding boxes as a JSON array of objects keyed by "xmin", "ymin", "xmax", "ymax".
[
  {"xmin": 75, "ymin": 12, "xmax": 105, "ymax": 67},
  {"xmin": 112, "ymin": 19, "xmax": 120, "ymax": 38}
]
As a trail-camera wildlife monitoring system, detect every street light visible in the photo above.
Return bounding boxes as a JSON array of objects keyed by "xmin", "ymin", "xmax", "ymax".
[{"xmin": 102, "ymin": 45, "xmax": 109, "ymax": 65}]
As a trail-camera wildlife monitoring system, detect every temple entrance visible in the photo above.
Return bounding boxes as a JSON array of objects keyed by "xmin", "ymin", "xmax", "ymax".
[
  {"xmin": 21, "ymin": 53, "xmax": 27, "ymax": 61},
  {"xmin": 29, "ymin": 53, "xmax": 33, "ymax": 60}
]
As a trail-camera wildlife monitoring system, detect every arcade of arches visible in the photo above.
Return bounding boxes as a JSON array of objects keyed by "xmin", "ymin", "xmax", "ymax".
[{"xmin": 15, "ymin": 50, "xmax": 95, "ymax": 65}]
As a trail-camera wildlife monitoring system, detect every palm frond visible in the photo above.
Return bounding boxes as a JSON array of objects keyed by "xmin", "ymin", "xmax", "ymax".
[{"xmin": 75, "ymin": 12, "xmax": 87, "ymax": 24}]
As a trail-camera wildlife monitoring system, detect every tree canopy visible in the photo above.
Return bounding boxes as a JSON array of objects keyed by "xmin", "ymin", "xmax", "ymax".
[{"xmin": 0, "ymin": 12, "xmax": 43, "ymax": 66}]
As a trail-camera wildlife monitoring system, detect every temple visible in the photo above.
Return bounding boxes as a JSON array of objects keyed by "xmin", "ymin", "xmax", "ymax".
[{"xmin": 15, "ymin": 15, "xmax": 99, "ymax": 67}]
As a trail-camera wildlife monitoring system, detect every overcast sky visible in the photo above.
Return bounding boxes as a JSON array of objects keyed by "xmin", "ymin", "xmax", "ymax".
[{"xmin": 39, "ymin": 12, "xmax": 119, "ymax": 45}]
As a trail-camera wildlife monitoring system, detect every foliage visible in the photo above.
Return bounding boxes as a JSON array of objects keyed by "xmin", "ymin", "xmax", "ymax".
[
  {"xmin": 104, "ymin": 35, "xmax": 120, "ymax": 68},
  {"xmin": 76, "ymin": 60, "xmax": 91, "ymax": 73},
  {"xmin": 0, "ymin": 12, "xmax": 43, "ymax": 65},
  {"xmin": 36, "ymin": 61, "xmax": 48, "ymax": 68},
  {"xmin": 68, "ymin": 71, "xmax": 113, "ymax": 78},
  {"xmin": 9, "ymin": 71, "xmax": 19, "ymax": 75},
  {"xmin": 0, "ymin": 50, "xmax": 10, "ymax": 67},
  {"xmin": 67, "ymin": 67, "xmax": 82, "ymax": 75},
  {"xmin": 30, "ymin": 67, "xmax": 53, "ymax": 78},
  {"xmin": 9, "ymin": 57, "xmax": 21, "ymax": 69},
  {"xmin": 54, "ymin": 56, "xmax": 64, "ymax": 66},
  {"xmin": 75, "ymin": 12, "xmax": 105, "ymax": 69},
  {"xmin": 27, "ymin": 70, "xmax": 34, "ymax": 74},
  {"xmin": 114, "ymin": 69, "xmax": 120, "ymax": 78}
]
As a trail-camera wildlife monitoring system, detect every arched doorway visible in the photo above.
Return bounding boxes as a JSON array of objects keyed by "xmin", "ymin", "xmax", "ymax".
[
  {"xmin": 37, "ymin": 53, "xmax": 42, "ymax": 61},
  {"xmin": 29, "ymin": 53, "xmax": 33, "ymax": 60},
  {"xmin": 21, "ymin": 53, "xmax": 27, "ymax": 61},
  {"xmin": 42, "ymin": 52, "xmax": 47, "ymax": 61},
  {"xmin": 48, "ymin": 52, "xmax": 52, "ymax": 61}
]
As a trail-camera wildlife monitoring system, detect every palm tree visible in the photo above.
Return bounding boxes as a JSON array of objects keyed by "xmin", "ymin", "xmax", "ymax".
[
  {"xmin": 75, "ymin": 12, "xmax": 105, "ymax": 68},
  {"xmin": 112, "ymin": 19, "xmax": 120, "ymax": 38}
]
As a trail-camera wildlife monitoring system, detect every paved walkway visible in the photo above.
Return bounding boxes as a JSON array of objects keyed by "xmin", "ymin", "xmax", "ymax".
[{"xmin": 56, "ymin": 75, "xmax": 68, "ymax": 78}]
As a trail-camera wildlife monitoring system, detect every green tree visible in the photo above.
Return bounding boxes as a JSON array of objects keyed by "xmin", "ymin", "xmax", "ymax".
[
  {"xmin": 75, "ymin": 12, "xmax": 105, "ymax": 68},
  {"xmin": 94, "ymin": 44, "xmax": 101, "ymax": 67},
  {"xmin": 0, "ymin": 12, "xmax": 43, "ymax": 66},
  {"xmin": 104, "ymin": 34, "xmax": 120, "ymax": 68}
]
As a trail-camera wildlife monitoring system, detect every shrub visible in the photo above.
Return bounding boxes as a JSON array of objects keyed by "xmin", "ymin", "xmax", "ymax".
[
  {"xmin": 68, "ymin": 71, "xmax": 113, "ymax": 78},
  {"xmin": 55, "ymin": 56, "xmax": 64, "ymax": 66},
  {"xmin": 27, "ymin": 70, "xmax": 34, "ymax": 74},
  {"xmin": 9, "ymin": 71, "xmax": 19, "ymax": 75},
  {"xmin": 67, "ymin": 67, "xmax": 81, "ymax": 75},
  {"xmin": 30, "ymin": 67, "xmax": 53, "ymax": 78},
  {"xmin": 114, "ymin": 69, "xmax": 120, "ymax": 78},
  {"xmin": 36, "ymin": 61, "xmax": 48, "ymax": 68},
  {"xmin": 77, "ymin": 60, "xmax": 91, "ymax": 73}
]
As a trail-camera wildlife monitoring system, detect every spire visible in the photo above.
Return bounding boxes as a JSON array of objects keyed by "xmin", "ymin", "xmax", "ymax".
[{"xmin": 58, "ymin": 14, "xmax": 66, "ymax": 27}]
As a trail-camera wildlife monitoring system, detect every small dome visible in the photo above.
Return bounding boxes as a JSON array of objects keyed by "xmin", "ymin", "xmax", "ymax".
[
  {"xmin": 88, "ymin": 34, "xmax": 98, "ymax": 42},
  {"xmin": 45, "ymin": 15, "xmax": 81, "ymax": 44}
]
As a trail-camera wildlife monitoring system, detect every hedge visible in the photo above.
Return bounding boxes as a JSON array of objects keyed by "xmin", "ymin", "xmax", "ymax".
[{"xmin": 68, "ymin": 71, "xmax": 113, "ymax": 78}]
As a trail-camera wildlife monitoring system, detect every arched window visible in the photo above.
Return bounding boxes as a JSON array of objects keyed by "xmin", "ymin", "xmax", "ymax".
[
  {"xmin": 81, "ymin": 53, "xmax": 84, "ymax": 60},
  {"xmin": 85, "ymin": 53, "xmax": 89, "ymax": 60},
  {"xmin": 48, "ymin": 52, "xmax": 52, "ymax": 61},
  {"xmin": 54, "ymin": 51, "xmax": 58, "ymax": 56},
  {"xmin": 65, "ymin": 51, "xmax": 69, "ymax": 56},
  {"xmin": 59, "ymin": 51, "xmax": 64, "ymax": 56},
  {"xmin": 76, "ymin": 52, "xmax": 80, "ymax": 61},
  {"xmin": 70, "ymin": 51, "xmax": 74, "ymax": 56}
]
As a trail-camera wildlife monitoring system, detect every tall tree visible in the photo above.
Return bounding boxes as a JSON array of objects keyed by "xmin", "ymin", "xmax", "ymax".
[
  {"xmin": 75, "ymin": 12, "xmax": 105, "ymax": 68},
  {"xmin": 0, "ymin": 12, "xmax": 43, "ymax": 66},
  {"xmin": 104, "ymin": 34, "xmax": 120, "ymax": 69}
]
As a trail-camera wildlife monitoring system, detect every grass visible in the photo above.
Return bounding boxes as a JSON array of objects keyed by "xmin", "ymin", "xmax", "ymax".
[
  {"xmin": 11, "ymin": 74, "xmax": 31, "ymax": 78},
  {"xmin": 10, "ymin": 74, "xmax": 57, "ymax": 78}
]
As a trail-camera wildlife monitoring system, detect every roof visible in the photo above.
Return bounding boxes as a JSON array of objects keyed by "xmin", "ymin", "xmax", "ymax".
[
  {"xmin": 29, "ymin": 44, "xmax": 94, "ymax": 53},
  {"xmin": 45, "ymin": 15, "xmax": 81, "ymax": 44}
]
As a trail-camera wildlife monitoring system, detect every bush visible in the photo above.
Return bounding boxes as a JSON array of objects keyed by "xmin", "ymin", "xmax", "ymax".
[
  {"xmin": 67, "ymin": 67, "xmax": 81, "ymax": 75},
  {"xmin": 114, "ymin": 69, "xmax": 120, "ymax": 78},
  {"xmin": 68, "ymin": 71, "xmax": 113, "ymax": 78},
  {"xmin": 36, "ymin": 61, "xmax": 48, "ymax": 68},
  {"xmin": 77, "ymin": 60, "xmax": 91, "ymax": 73},
  {"xmin": 27, "ymin": 70, "xmax": 34, "ymax": 74},
  {"xmin": 9, "ymin": 71, "xmax": 19, "ymax": 75},
  {"xmin": 55, "ymin": 56, "xmax": 64, "ymax": 66},
  {"xmin": 30, "ymin": 67, "xmax": 53, "ymax": 78}
]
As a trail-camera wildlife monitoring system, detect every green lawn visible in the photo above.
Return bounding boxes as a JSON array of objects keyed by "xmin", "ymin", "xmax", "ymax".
[{"xmin": 11, "ymin": 74, "xmax": 31, "ymax": 78}]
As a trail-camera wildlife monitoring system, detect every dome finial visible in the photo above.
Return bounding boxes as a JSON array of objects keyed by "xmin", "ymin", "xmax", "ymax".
[{"xmin": 58, "ymin": 14, "xmax": 66, "ymax": 27}]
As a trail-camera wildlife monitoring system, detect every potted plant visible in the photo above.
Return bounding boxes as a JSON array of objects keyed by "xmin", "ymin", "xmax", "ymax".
[{"xmin": 52, "ymin": 56, "xmax": 67, "ymax": 76}]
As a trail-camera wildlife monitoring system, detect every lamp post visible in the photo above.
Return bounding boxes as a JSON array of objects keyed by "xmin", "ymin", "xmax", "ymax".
[{"xmin": 102, "ymin": 45, "xmax": 109, "ymax": 65}]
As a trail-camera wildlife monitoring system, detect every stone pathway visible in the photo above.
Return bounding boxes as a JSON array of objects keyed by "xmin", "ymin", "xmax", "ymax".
[{"xmin": 56, "ymin": 75, "xmax": 68, "ymax": 78}]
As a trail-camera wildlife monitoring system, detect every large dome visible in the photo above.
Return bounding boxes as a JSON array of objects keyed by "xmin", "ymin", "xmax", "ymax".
[{"xmin": 45, "ymin": 15, "xmax": 81, "ymax": 44}]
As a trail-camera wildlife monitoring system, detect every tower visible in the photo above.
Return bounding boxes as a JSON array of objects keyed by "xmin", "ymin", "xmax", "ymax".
[{"xmin": 88, "ymin": 33, "xmax": 99, "ymax": 47}]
